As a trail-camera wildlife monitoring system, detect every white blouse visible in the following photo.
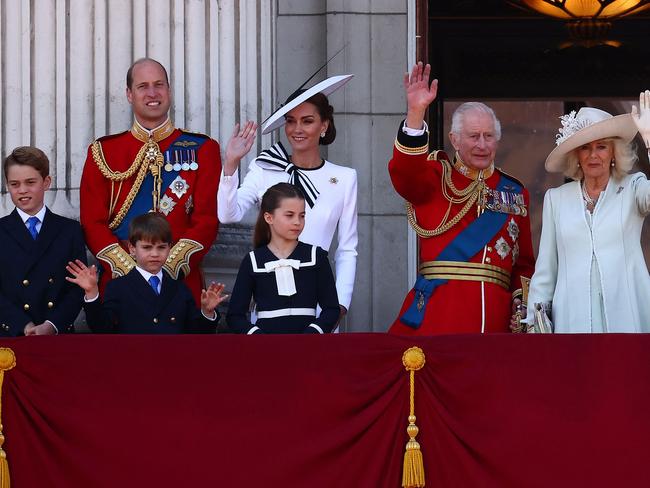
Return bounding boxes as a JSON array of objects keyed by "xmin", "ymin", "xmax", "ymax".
[{"xmin": 217, "ymin": 159, "xmax": 358, "ymax": 309}]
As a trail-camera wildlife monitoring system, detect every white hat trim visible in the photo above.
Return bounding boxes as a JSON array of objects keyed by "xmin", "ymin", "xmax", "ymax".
[{"xmin": 261, "ymin": 74, "xmax": 354, "ymax": 135}]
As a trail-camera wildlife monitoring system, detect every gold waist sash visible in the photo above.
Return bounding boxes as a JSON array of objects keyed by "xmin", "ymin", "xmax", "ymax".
[{"xmin": 419, "ymin": 260, "xmax": 510, "ymax": 290}]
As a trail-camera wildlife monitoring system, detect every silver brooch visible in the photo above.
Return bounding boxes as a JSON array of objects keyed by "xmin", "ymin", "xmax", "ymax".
[{"xmin": 329, "ymin": 177, "xmax": 338, "ymax": 184}]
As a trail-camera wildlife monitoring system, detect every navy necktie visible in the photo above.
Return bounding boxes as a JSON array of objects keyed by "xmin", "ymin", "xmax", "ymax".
[
  {"xmin": 26, "ymin": 216, "xmax": 39, "ymax": 240},
  {"xmin": 148, "ymin": 275, "xmax": 160, "ymax": 295}
]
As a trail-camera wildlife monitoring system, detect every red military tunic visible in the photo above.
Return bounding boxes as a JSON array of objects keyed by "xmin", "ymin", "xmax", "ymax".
[
  {"xmin": 80, "ymin": 119, "xmax": 221, "ymax": 304},
  {"xmin": 388, "ymin": 123, "xmax": 534, "ymax": 335}
]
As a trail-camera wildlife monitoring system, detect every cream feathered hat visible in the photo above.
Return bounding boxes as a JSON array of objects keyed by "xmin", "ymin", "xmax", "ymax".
[{"xmin": 545, "ymin": 107, "xmax": 638, "ymax": 173}]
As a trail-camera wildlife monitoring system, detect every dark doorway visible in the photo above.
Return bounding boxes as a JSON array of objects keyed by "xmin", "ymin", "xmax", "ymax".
[{"xmin": 425, "ymin": 0, "xmax": 650, "ymax": 256}]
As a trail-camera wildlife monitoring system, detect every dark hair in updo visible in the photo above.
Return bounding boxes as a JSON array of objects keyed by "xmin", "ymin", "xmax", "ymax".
[{"xmin": 284, "ymin": 90, "xmax": 337, "ymax": 145}]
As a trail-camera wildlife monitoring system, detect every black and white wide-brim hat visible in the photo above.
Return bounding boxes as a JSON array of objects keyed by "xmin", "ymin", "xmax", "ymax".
[
  {"xmin": 545, "ymin": 107, "xmax": 638, "ymax": 173},
  {"xmin": 261, "ymin": 74, "xmax": 354, "ymax": 135}
]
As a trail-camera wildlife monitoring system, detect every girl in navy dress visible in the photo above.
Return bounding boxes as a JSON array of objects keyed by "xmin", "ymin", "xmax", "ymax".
[{"xmin": 227, "ymin": 183, "xmax": 339, "ymax": 334}]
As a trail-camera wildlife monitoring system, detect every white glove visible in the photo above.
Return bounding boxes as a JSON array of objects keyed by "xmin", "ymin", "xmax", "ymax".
[{"xmin": 632, "ymin": 89, "xmax": 650, "ymax": 149}]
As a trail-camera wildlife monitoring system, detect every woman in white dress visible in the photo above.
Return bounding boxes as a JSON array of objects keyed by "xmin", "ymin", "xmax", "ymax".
[
  {"xmin": 219, "ymin": 75, "xmax": 358, "ymax": 323},
  {"xmin": 526, "ymin": 91, "xmax": 650, "ymax": 333}
]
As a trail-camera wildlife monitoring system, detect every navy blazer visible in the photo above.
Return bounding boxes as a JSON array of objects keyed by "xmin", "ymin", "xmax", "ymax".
[
  {"xmin": 0, "ymin": 208, "xmax": 86, "ymax": 336},
  {"xmin": 84, "ymin": 269, "xmax": 218, "ymax": 334}
]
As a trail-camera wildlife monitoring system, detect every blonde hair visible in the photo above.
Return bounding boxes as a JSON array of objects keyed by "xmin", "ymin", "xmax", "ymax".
[{"xmin": 564, "ymin": 138, "xmax": 638, "ymax": 180}]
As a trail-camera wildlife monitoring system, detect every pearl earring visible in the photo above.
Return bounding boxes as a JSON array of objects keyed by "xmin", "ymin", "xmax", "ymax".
[
  {"xmin": 611, "ymin": 159, "xmax": 616, "ymax": 167},
  {"xmin": 320, "ymin": 132, "xmax": 326, "ymax": 138}
]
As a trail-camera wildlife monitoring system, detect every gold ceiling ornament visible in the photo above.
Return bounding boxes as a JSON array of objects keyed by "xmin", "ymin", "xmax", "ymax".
[{"xmin": 508, "ymin": 0, "xmax": 650, "ymax": 47}]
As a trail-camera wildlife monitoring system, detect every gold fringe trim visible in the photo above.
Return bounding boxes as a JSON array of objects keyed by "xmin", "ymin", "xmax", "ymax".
[
  {"xmin": 0, "ymin": 348, "xmax": 16, "ymax": 488},
  {"xmin": 402, "ymin": 347, "xmax": 426, "ymax": 488}
]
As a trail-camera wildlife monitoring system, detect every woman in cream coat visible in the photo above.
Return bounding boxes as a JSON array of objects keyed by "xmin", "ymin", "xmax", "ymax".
[{"xmin": 526, "ymin": 92, "xmax": 650, "ymax": 333}]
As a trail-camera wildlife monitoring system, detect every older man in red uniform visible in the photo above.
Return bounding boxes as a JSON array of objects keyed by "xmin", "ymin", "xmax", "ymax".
[
  {"xmin": 80, "ymin": 58, "xmax": 221, "ymax": 304},
  {"xmin": 389, "ymin": 63, "xmax": 534, "ymax": 335}
]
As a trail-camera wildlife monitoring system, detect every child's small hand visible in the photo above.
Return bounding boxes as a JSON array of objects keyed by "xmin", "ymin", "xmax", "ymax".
[
  {"xmin": 26, "ymin": 322, "xmax": 57, "ymax": 336},
  {"xmin": 65, "ymin": 260, "xmax": 99, "ymax": 297},
  {"xmin": 200, "ymin": 282, "xmax": 229, "ymax": 316}
]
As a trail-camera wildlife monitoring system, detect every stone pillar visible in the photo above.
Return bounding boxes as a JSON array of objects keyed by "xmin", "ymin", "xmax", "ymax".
[{"xmin": 0, "ymin": 0, "xmax": 272, "ymax": 219}]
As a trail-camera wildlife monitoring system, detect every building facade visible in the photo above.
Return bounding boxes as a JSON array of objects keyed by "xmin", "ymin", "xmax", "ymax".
[{"xmin": 0, "ymin": 0, "xmax": 415, "ymax": 332}]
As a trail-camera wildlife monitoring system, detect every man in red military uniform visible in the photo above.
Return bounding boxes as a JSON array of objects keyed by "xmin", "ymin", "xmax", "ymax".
[
  {"xmin": 389, "ymin": 63, "xmax": 535, "ymax": 335},
  {"xmin": 80, "ymin": 58, "xmax": 221, "ymax": 304}
]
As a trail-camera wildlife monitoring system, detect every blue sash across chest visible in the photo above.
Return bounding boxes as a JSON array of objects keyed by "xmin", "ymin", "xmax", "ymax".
[{"xmin": 400, "ymin": 173, "xmax": 522, "ymax": 329}]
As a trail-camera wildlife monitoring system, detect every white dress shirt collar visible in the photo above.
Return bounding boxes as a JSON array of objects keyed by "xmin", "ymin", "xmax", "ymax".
[
  {"xmin": 135, "ymin": 266, "xmax": 164, "ymax": 293},
  {"xmin": 16, "ymin": 205, "xmax": 47, "ymax": 224}
]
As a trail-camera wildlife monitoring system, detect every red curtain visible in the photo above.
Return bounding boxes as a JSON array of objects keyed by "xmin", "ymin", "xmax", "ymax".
[{"xmin": 1, "ymin": 333, "xmax": 649, "ymax": 487}]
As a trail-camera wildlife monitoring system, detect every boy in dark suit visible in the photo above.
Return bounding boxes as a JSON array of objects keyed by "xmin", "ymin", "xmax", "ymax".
[
  {"xmin": 0, "ymin": 146, "xmax": 86, "ymax": 336},
  {"xmin": 66, "ymin": 213, "xmax": 226, "ymax": 333}
]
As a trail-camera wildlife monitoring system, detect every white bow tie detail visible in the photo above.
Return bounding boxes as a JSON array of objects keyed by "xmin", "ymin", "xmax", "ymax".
[{"xmin": 264, "ymin": 259, "xmax": 300, "ymax": 296}]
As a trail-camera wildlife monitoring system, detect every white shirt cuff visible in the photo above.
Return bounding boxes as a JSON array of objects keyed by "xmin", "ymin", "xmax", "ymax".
[
  {"xmin": 221, "ymin": 168, "xmax": 239, "ymax": 183},
  {"xmin": 308, "ymin": 323, "xmax": 324, "ymax": 334},
  {"xmin": 201, "ymin": 310, "xmax": 217, "ymax": 321},
  {"xmin": 401, "ymin": 120, "xmax": 428, "ymax": 136},
  {"xmin": 45, "ymin": 320, "xmax": 59, "ymax": 335},
  {"xmin": 84, "ymin": 293, "xmax": 100, "ymax": 303}
]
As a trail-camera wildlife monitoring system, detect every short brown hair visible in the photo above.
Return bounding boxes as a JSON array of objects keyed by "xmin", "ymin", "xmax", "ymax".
[
  {"xmin": 126, "ymin": 58, "xmax": 170, "ymax": 89},
  {"xmin": 128, "ymin": 213, "xmax": 173, "ymax": 245},
  {"xmin": 3, "ymin": 146, "xmax": 50, "ymax": 179}
]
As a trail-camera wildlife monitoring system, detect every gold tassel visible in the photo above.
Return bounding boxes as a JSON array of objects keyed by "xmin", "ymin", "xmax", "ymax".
[
  {"xmin": 402, "ymin": 346, "xmax": 426, "ymax": 488},
  {"xmin": 0, "ymin": 348, "xmax": 16, "ymax": 488}
]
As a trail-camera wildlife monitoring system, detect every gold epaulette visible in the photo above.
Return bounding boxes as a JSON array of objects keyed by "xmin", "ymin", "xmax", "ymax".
[
  {"xmin": 97, "ymin": 243, "xmax": 136, "ymax": 278},
  {"xmin": 163, "ymin": 238, "xmax": 204, "ymax": 279},
  {"xmin": 179, "ymin": 128, "xmax": 210, "ymax": 139}
]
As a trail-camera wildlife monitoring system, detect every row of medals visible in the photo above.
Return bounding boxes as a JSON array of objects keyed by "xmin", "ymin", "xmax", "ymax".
[{"xmin": 163, "ymin": 149, "xmax": 198, "ymax": 172}]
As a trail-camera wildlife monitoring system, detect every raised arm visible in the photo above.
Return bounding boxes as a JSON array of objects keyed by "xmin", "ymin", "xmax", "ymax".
[
  {"xmin": 632, "ymin": 89, "xmax": 650, "ymax": 152},
  {"xmin": 388, "ymin": 62, "xmax": 441, "ymax": 205},
  {"xmin": 223, "ymin": 121, "xmax": 257, "ymax": 176},
  {"xmin": 404, "ymin": 62, "xmax": 438, "ymax": 130}
]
